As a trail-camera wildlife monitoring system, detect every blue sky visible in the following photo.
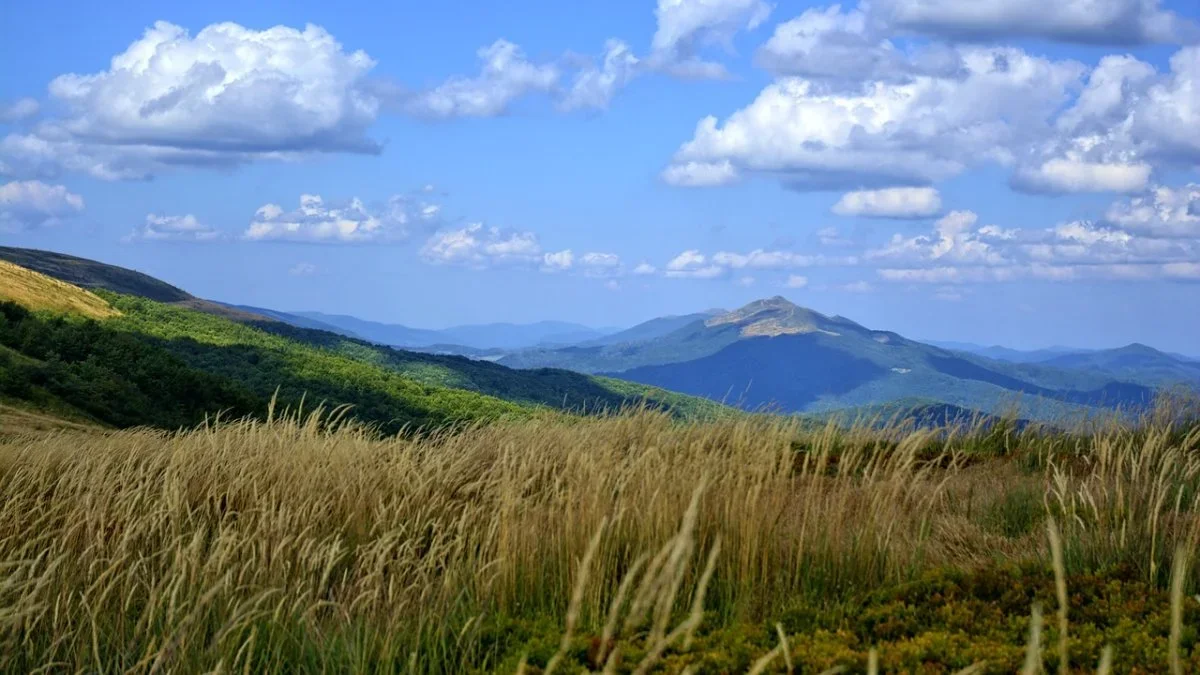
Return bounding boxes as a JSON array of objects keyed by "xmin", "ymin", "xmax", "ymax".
[{"xmin": 2, "ymin": 0, "xmax": 1200, "ymax": 353}]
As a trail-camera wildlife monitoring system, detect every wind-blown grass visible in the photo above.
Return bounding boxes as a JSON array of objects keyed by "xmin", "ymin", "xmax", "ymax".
[{"xmin": 0, "ymin": 406, "xmax": 1197, "ymax": 672}]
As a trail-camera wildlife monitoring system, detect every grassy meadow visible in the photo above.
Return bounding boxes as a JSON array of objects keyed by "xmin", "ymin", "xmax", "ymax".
[{"xmin": 1, "ymin": 403, "xmax": 1198, "ymax": 673}]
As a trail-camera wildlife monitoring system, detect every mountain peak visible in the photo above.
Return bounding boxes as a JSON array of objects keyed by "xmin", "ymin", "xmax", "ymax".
[{"xmin": 706, "ymin": 296, "xmax": 841, "ymax": 338}]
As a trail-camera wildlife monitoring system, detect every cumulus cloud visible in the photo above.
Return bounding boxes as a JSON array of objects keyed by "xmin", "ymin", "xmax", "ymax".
[
  {"xmin": 0, "ymin": 98, "xmax": 39, "ymax": 124},
  {"xmin": 633, "ymin": 262, "xmax": 658, "ymax": 275},
  {"xmin": 664, "ymin": 249, "xmax": 724, "ymax": 279},
  {"xmin": 579, "ymin": 252, "xmax": 622, "ymax": 276},
  {"xmin": 833, "ymin": 187, "xmax": 943, "ymax": 219},
  {"xmin": 420, "ymin": 223, "xmax": 543, "ymax": 267},
  {"xmin": 872, "ymin": 206, "xmax": 1200, "ymax": 284},
  {"xmin": 869, "ymin": 210, "xmax": 1013, "ymax": 265},
  {"xmin": 871, "ymin": 0, "xmax": 1200, "ymax": 45},
  {"xmin": 757, "ymin": 5, "xmax": 961, "ymax": 82},
  {"xmin": 1017, "ymin": 48, "xmax": 1200, "ymax": 192},
  {"xmin": 649, "ymin": 0, "xmax": 771, "ymax": 78},
  {"xmin": 129, "ymin": 213, "xmax": 224, "ymax": 241},
  {"xmin": 1, "ymin": 22, "xmax": 383, "ymax": 181},
  {"xmin": 1106, "ymin": 184, "xmax": 1200, "ymax": 238},
  {"xmin": 246, "ymin": 193, "xmax": 430, "ymax": 243},
  {"xmin": 785, "ymin": 274, "xmax": 809, "ymax": 288},
  {"xmin": 0, "ymin": 180, "xmax": 84, "ymax": 230},
  {"xmin": 542, "ymin": 249, "xmax": 575, "ymax": 271},
  {"xmin": 405, "ymin": 40, "xmax": 559, "ymax": 118},
  {"xmin": 666, "ymin": 47, "xmax": 1084, "ymax": 190}
]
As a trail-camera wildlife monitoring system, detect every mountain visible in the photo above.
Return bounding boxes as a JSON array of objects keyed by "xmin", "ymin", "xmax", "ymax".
[
  {"xmin": 580, "ymin": 311, "xmax": 722, "ymax": 347},
  {"xmin": 291, "ymin": 311, "xmax": 447, "ymax": 347},
  {"xmin": 1039, "ymin": 343, "xmax": 1200, "ymax": 387},
  {"xmin": 502, "ymin": 296, "xmax": 1162, "ymax": 419},
  {"xmin": 0, "ymin": 250, "xmax": 725, "ymax": 433},
  {"xmin": 925, "ymin": 341, "xmax": 1088, "ymax": 363},
  {"xmin": 293, "ymin": 311, "xmax": 614, "ymax": 350}
]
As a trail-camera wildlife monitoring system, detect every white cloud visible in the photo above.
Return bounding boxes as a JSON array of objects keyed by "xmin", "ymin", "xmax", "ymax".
[
  {"xmin": 1019, "ymin": 48, "xmax": 1200, "ymax": 192},
  {"xmin": 0, "ymin": 98, "xmax": 39, "ymax": 123},
  {"xmin": 833, "ymin": 187, "xmax": 943, "ymax": 219},
  {"xmin": 289, "ymin": 262, "xmax": 318, "ymax": 276},
  {"xmin": 785, "ymin": 274, "xmax": 809, "ymax": 288},
  {"xmin": 542, "ymin": 249, "xmax": 575, "ymax": 271},
  {"xmin": 872, "ymin": 0, "xmax": 1200, "ymax": 45},
  {"xmin": 0, "ymin": 180, "xmax": 84, "ymax": 230},
  {"xmin": 246, "ymin": 193, "xmax": 425, "ymax": 243},
  {"xmin": 605, "ymin": 279, "xmax": 622, "ymax": 291},
  {"xmin": 578, "ymin": 251, "xmax": 622, "ymax": 275},
  {"xmin": 1106, "ymin": 184, "xmax": 1200, "ymax": 238},
  {"xmin": 737, "ymin": 275, "xmax": 756, "ymax": 287},
  {"xmin": 1, "ymin": 21, "xmax": 381, "ymax": 180},
  {"xmin": 756, "ymin": 5, "xmax": 958, "ymax": 82},
  {"xmin": 581, "ymin": 252, "xmax": 620, "ymax": 267},
  {"xmin": 405, "ymin": 40, "xmax": 559, "ymax": 118},
  {"xmin": 666, "ymin": 47, "xmax": 1084, "ymax": 190},
  {"xmin": 421, "ymin": 223, "xmax": 543, "ymax": 267},
  {"xmin": 633, "ymin": 262, "xmax": 658, "ymax": 275},
  {"xmin": 1012, "ymin": 157, "xmax": 1152, "ymax": 194},
  {"xmin": 872, "ymin": 210, "xmax": 1200, "ymax": 284},
  {"xmin": 870, "ymin": 210, "xmax": 1010, "ymax": 265},
  {"xmin": 561, "ymin": 40, "xmax": 640, "ymax": 111},
  {"xmin": 664, "ymin": 249, "xmax": 724, "ymax": 278},
  {"xmin": 649, "ymin": 0, "xmax": 772, "ymax": 78},
  {"xmin": 130, "ymin": 213, "xmax": 224, "ymax": 241},
  {"xmin": 711, "ymin": 249, "xmax": 819, "ymax": 269},
  {"xmin": 661, "ymin": 160, "xmax": 739, "ymax": 187}
]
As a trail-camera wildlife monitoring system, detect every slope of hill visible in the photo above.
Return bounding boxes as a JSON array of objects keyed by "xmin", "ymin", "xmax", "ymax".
[
  {"xmin": 0, "ymin": 252, "xmax": 724, "ymax": 432},
  {"xmin": 504, "ymin": 296, "xmax": 1161, "ymax": 419},
  {"xmin": 0, "ymin": 246, "xmax": 191, "ymax": 302},
  {"xmin": 0, "ymin": 259, "xmax": 119, "ymax": 319}
]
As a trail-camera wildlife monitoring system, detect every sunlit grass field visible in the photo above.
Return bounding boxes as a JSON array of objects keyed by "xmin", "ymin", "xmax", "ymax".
[{"xmin": 0, "ymin": 403, "xmax": 1197, "ymax": 673}]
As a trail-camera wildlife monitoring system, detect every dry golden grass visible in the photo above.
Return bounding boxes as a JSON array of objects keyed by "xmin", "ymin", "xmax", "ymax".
[
  {"xmin": 0, "ymin": 258, "xmax": 119, "ymax": 319},
  {"xmin": 0, "ymin": 407, "xmax": 1196, "ymax": 672}
]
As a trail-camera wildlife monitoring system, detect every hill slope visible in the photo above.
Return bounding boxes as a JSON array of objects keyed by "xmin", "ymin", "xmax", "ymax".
[
  {"xmin": 0, "ymin": 259, "xmax": 119, "ymax": 319},
  {"xmin": 0, "ymin": 246, "xmax": 191, "ymax": 302},
  {"xmin": 0, "ymin": 252, "xmax": 724, "ymax": 432}
]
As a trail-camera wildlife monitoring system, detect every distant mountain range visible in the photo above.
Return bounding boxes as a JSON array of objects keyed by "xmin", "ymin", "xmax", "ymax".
[
  {"xmin": 498, "ymin": 296, "xmax": 1196, "ymax": 419},
  {"xmin": 289, "ymin": 311, "xmax": 617, "ymax": 351},
  {"xmin": 7, "ymin": 245, "xmax": 1193, "ymax": 424}
]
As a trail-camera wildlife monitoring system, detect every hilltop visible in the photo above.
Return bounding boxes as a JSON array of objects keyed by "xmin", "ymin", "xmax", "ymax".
[{"xmin": 0, "ymin": 246, "xmax": 191, "ymax": 302}]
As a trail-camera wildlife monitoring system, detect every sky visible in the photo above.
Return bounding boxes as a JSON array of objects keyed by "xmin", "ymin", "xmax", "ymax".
[{"xmin": 2, "ymin": 0, "xmax": 1200, "ymax": 353}]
